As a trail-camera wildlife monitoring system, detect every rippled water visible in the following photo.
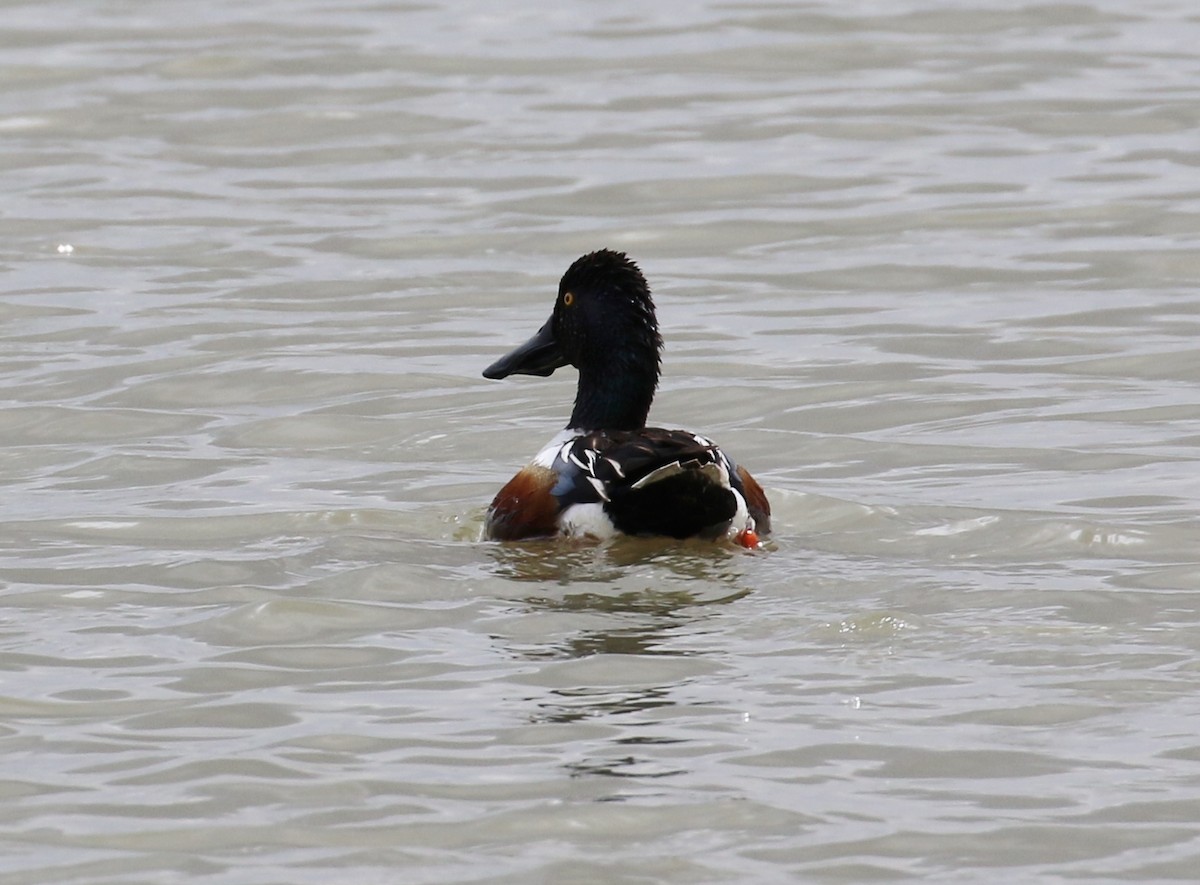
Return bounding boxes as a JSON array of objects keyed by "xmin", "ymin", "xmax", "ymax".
[{"xmin": 3, "ymin": 1, "xmax": 1200, "ymax": 882}]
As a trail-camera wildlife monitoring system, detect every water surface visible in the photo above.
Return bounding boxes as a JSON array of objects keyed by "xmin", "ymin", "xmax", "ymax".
[{"xmin": 3, "ymin": 1, "xmax": 1200, "ymax": 882}]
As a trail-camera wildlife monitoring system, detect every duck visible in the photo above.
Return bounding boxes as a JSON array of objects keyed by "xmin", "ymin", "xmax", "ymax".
[{"xmin": 482, "ymin": 249, "xmax": 771, "ymax": 548}]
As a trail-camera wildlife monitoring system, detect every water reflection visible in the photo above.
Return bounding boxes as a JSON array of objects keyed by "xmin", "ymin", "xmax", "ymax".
[
  {"xmin": 532, "ymin": 684, "xmax": 677, "ymax": 726},
  {"xmin": 481, "ymin": 541, "xmax": 757, "ymax": 783},
  {"xmin": 494, "ymin": 578, "xmax": 747, "ymax": 660},
  {"xmin": 527, "ymin": 584, "xmax": 750, "ymax": 617},
  {"xmin": 566, "ymin": 745, "xmax": 689, "ymax": 781},
  {"xmin": 486, "ymin": 537, "xmax": 753, "ymax": 665},
  {"xmin": 536, "ymin": 684, "xmax": 698, "ymax": 780},
  {"xmin": 487, "ymin": 534, "xmax": 763, "ymax": 586},
  {"xmin": 519, "ymin": 615, "xmax": 708, "ymax": 662}
]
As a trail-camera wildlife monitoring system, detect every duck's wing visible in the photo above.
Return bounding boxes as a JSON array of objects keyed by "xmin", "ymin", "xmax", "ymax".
[
  {"xmin": 561, "ymin": 428, "xmax": 767, "ymax": 539},
  {"xmin": 485, "ymin": 428, "xmax": 770, "ymax": 541}
]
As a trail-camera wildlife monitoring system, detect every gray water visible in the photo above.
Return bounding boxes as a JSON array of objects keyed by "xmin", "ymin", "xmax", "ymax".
[{"xmin": 3, "ymin": 1, "xmax": 1200, "ymax": 882}]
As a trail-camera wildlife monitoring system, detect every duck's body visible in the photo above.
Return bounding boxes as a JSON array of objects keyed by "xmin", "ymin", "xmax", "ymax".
[
  {"xmin": 482, "ymin": 250, "xmax": 770, "ymax": 547},
  {"xmin": 486, "ymin": 426, "xmax": 769, "ymax": 543}
]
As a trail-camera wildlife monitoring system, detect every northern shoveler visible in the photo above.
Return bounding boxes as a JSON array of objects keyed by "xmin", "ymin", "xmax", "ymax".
[{"xmin": 482, "ymin": 249, "xmax": 771, "ymax": 548}]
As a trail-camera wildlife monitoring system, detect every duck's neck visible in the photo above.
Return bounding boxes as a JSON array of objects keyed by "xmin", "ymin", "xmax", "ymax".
[{"xmin": 567, "ymin": 358, "xmax": 658, "ymax": 431}]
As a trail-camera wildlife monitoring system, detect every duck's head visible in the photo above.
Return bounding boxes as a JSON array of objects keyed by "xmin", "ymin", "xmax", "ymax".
[{"xmin": 483, "ymin": 250, "xmax": 663, "ymax": 431}]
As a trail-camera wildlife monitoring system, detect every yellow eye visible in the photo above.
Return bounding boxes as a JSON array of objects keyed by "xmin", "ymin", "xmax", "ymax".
[{"xmin": 562, "ymin": 291, "xmax": 575, "ymax": 307}]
